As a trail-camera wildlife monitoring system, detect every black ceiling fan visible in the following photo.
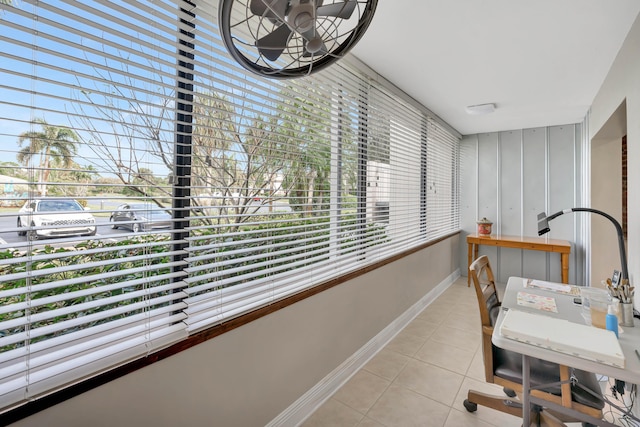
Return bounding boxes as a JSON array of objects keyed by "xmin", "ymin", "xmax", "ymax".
[{"xmin": 219, "ymin": 0, "xmax": 378, "ymax": 79}]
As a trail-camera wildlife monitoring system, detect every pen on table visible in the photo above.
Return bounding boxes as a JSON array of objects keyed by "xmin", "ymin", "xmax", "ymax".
[{"xmin": 635, "ymin": 349, "xmax": 640, "ymax": 361}]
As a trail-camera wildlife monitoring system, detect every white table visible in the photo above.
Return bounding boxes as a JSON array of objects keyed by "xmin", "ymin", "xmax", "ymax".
[{"xmin": 493, "ymin": 277, "xmax": 640, "ymax": 426}]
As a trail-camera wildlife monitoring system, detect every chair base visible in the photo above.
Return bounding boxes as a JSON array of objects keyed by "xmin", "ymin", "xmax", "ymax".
[
  {"xmin": 464, "ymin": 390, "xmax": 571, "ymax": 427},
  {"xmin": 464, "ymin": 390, "xmax": 523, "ymax": 417},
  {"xmin": 504, "ymin": 387, "xmax": 517, "ymax": 397}
]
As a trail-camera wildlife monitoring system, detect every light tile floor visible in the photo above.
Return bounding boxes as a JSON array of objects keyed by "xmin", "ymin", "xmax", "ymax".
[{"xmin": 300, "ymin": 277, "xmax": 621, "ymax": 427}]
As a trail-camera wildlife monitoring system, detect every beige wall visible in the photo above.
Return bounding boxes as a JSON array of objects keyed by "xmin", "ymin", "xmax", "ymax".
[
  {"xmin": 591, "ymin": 136, "xmax": 623, "ymax": 286},
  {"xmin": 589, "ymin": 13, "xmax": 640, "ymax": 301},
  {"xmin": 10, "ymin": 235, "xmax": 460, "ymax": 427}
]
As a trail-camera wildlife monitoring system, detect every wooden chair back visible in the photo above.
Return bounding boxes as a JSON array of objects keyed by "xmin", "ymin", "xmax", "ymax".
[{"xmin": 469, "ymin": 255, "xmax": 500, "ymax": 383}]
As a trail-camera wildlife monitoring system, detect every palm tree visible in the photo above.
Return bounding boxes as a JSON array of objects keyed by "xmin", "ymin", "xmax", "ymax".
[{"xmin": 17, "ymin": 118, "xmax": 80, "ymax": 196}]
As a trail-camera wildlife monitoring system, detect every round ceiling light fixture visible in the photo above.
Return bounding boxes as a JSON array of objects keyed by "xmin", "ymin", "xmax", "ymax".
[{"xmin": 465, "ymin": 103, "xmax": 496, "ymax": 115}]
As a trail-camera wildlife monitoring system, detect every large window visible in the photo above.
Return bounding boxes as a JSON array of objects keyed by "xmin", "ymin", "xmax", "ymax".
[{"xmin": 0, "ymin": 0, "xmax": 460, "ymax": 415}]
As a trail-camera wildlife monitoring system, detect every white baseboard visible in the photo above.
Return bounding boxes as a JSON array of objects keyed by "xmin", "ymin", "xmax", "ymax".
[{"xmin": 266, "ymin": 269, "xmax": 461, "ymax": 427}]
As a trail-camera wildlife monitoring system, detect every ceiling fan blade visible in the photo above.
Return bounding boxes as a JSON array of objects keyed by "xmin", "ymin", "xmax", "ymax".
[
  {"xmin": 250, "ymin": 0, "xmax": 289, "ymax": 19},
  {"xmin": 257, "ymin": 24, "xmax": 292, "ymax": 61},
  {"xmin": 316, "ymin": 0, "xmax": 357, "ymax": 19}
]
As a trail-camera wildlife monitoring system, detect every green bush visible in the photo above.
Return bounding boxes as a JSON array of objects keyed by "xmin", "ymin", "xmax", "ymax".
[
  {"xmin": 0, "ymin": 236, "xmax": 173, "ymax": 351},
  {"xmin": 1, "ymin": 216, "xmax": 387, "ymax": 352}
]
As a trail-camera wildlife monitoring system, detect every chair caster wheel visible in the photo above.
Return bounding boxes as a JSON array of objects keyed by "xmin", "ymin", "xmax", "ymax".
[
  {"xmin": 463, "ymin": 399, "xmax": 478, "ymax": 412},
  {"xmin": 503, "ymin": 387, "xmax": 516, "ymax": 397}
]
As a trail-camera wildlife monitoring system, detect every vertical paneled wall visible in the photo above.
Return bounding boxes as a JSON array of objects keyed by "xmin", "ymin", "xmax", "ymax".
[{"xmin": 460, "ymin": 124, "xmax": 587, "ymax": 285}]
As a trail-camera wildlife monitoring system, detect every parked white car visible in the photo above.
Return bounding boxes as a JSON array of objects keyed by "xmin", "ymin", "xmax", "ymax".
[{"xmin": 17, "ymin": 199, "xmax": 97, "ymax": 240}]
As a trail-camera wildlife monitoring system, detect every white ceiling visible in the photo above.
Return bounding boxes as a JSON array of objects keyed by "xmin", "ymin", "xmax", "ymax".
[{"xmin": 351, "ymin": 0, "xmax": 640, "ymax": 135}]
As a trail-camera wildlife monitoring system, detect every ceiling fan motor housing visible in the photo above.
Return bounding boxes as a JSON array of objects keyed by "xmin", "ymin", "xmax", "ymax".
[{"xmin": 288, "ymin": 2, "xmax": 315, "ymax": 33}]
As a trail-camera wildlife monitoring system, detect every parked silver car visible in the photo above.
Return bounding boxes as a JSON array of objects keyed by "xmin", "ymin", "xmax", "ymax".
[
  {"xmin": 109, "ymin": 203, "xmax": 172, "ymax": 232},
  {"xmin": 17, "ymin": 199, "xmax": 97, "ymax": 240}
]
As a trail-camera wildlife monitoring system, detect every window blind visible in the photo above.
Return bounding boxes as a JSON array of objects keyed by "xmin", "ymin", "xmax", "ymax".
[
  {"xmin": 0, "ymin": 0, "xmax": 191, "ymax": 411},
  {"xmin": 426, "ymin": 117, "xmax": 460, "ymax": 239},
  {"xmin": 0, "ymin": 0, "xmax": 460, "ymax": 414}
]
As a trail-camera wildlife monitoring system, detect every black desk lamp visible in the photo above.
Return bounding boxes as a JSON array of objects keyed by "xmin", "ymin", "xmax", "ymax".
[{"xmin": 537, "ymin": 208, "xmax": 628, "ymax": 281}]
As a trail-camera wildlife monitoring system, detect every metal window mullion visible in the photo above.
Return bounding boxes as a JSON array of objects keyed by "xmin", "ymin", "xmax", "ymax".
[
  {"xmin": 356, "ymin": 81, "xmax": 368, "ymax": 259},
  {"xmin": 172, "ymin": 1, "xmax": 195, "ymax": 282}
]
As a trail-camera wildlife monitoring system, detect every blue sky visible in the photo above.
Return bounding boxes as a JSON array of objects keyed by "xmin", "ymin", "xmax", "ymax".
[
  {"xmin": 0, "ymin": 0, "xmax": 307, "ymax": 182},
  {"xmin": 0, "ymin": 0, "xmax": 183, "ymax": 177}
]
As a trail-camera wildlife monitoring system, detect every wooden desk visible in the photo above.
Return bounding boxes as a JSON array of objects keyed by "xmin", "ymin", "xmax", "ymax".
[{"xmin": 466, "ymin": 234, "xmax": 571, "ymax": 286}]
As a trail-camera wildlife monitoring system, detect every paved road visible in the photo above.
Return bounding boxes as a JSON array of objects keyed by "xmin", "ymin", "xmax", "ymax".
[
  {"xmin": 0, "ymin": 216, "xmax": 123, "ymax": 247},
  {"xmin": 0, "ymin": 200, "xmax": 292, "ymax": 248}
]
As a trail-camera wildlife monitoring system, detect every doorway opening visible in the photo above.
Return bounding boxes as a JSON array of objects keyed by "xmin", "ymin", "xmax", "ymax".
[{"xmin": 590, "ymin": 100, "xmax": 627, "ymax": 285}]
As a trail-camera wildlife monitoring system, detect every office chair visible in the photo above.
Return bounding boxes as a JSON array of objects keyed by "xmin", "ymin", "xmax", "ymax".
[{"xmin": 464, "ymin": 255, "xmax": 605, "ymax": 426}]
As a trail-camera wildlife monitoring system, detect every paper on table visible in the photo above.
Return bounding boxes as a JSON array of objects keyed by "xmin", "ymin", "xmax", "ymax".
[
  {"xmin": 526, "ymin": 279, "xmax": 580, "ymax": 295},
  {"xmin": 517, "ymin": 291, "xmax": 558, "ymax": 313}
]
